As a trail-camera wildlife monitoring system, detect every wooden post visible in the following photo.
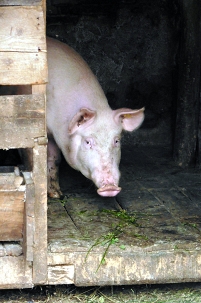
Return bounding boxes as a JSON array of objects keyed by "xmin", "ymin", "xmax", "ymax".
[
  {"xmin": 173, "ymin": 0, "xmax": 201, "ymax": 167},
  {"xmin": 32, "ymin": 84, "xmax": 48, "ymax": 284},
  {"xmin": 0, "ymin": 0, "xmax": 47, "ymax": 288}
]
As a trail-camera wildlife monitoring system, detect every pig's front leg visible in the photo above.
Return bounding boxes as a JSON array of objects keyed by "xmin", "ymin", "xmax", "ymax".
[{"xmin": 47, "ymin": 137, "xmax": 62, "ymax": 198}]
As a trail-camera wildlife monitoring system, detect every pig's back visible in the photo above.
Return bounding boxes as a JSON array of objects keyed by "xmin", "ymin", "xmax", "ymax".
[{"xmin": 46, "ymin": 37, "xmax": 109, "ymax": 136}]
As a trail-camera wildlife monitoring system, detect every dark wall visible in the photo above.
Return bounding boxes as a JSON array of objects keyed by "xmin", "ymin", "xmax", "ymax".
[{"xmin": 46, "ymin": 0, "xmax": 180, "ymax": 147}]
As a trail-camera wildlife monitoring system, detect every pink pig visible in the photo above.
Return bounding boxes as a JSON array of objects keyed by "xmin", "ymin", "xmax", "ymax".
[{"xmin": 46, "ymin": 37, "xmax": 144, "ymax": 198}]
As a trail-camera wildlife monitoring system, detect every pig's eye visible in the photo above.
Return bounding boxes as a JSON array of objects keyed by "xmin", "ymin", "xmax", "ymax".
[
  {"xmin": 114, "ymin": 137, "xmax": 120, "ymax": 147},
  {"xmin": 84, "ymin": 138, "xmax": 93, "ymax": 149}
]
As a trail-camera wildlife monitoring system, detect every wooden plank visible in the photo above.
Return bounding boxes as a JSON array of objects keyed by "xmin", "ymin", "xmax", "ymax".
[
  {"xmin": 32, "ymin": 141, "xmax": 47, "ymax": 284},
  {"xmin": 47, "ymin": 265, "xmax": 74, "ymax": 285},
  {"xmin": 0, "ymin": 0, "xmax": 42, "ymax": 5},
  {"xmin": 32, "ymin": 83, "xmax": 46, "ymax": 94},
  {"xmin": 0, "ymin": 191, "xmax": 25, "ymax": 241},
  {"xmin": 0, "ymin": 94, "xmax": 46, "ymax": 149},
  {"xmin": 0, "ymin": 167, "xmax": 24, "ymax": 191},
  {"xmin": 47, "ymin": 146, "xmax": 201, "ymax": 286},
  {"xmin": 0, "ymin": 51, "xmax": 47, "ymax": 85},
  {"xmin": 70, "ymin": 249, "xmax": 201, "ymax": 286},
  {"xmin": 0, "ymin": 256, "xmax": 33, "ymax": 289},
  {"xmin": 42, "ymin": 0, "xmax": 46, "ymax": 34},
  {"xmin": 150, "ymin": 188, "xmax": 201, "ymax": 232},
  {"xmin": 47, "ymin": 200, "xmax": 201, "ymax": 286},
  {"xmin": 0, "ymin": 6, "xmax": 46, "ymax": 52},
  {"xmin": 22, "ymin": 172, "xmax": 35, "ymax": 262},
  {"xmin": 48, "ymin": 200, "xmax": 82, "ymax": 251}
]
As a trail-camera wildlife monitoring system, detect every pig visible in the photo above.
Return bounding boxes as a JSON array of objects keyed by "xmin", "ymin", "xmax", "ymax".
[{"xmin": 46, "ymin": 37, "xmax": 144, "ymax": 198}]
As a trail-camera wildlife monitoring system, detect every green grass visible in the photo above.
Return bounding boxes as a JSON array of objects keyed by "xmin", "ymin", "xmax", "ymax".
[{"xmin": 0, "ymin": 284, "xmax": 201, "ymax": 303}]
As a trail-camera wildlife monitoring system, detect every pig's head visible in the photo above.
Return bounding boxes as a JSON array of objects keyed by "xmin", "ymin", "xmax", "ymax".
[{"xmin": 65, "ymin": 107, "xmax": 144, "ymax": 197}]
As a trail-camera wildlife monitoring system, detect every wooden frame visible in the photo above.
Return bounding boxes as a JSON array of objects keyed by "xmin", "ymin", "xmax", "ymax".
[{"xmin": 0, "ymin": 0, "xmax": 47, "ymax": 289}]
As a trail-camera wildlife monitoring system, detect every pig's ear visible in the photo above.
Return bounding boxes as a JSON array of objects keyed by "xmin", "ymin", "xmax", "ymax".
[
  {"xmin": 68, "ymin": 108, "xmax": 96, "ymax": 134},
  {"xmin": 114, "ymin": 107, "xmax": 145, "ymax": 131}
]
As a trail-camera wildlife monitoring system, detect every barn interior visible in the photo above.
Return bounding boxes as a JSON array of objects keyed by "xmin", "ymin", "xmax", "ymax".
[
  {"xmin": 0, "ymin": 0, "xmax": 201, "ymax": 287},
  {"xmin": 46, "ymin": 0, "xmax": 201, "ymax": 285}
]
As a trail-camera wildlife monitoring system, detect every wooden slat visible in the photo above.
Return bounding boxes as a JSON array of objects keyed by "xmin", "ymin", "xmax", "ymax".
[
  {"xmin": 22, "ymin": 172, "xmax": 35, "ymax": 262},
  {"xmin": 0, "ymin": 167, "xmax": 24, "ymax": 191},
  {"xmin": 0, "ymin": 94, "xmax": 46, "ymax": 148},
  {"xmin": 0, "ymin": 256, "xmax": 33, "ymax": 289},
  {"xmin": 32, "ymin": 140, "xmax": 47, "ymax": 284},
  {"xmin": 0, "ymin": 0, "xmax": 42, "ymax": 5},
  {"xmin": 32, "ymin": 83, "xmax": 46, "ymax": 94},
  {"xmin": 74, "ymin": 249, "xmax": 201, "ymax": 286},
  {"xmin": 0, "ymin": 51, "xmax": 47, "ymax": 85},
  {"xmin": 0, "ymin": 191, "xmax": 25, "ymax": 241},
  {"xmin": 0, "ymin": 6, "xmax": 46, "ymax": 52},
  {"xmin": 48, "ymin": 200, "xmax": 82, "ymax": 249},
  {"xmin": 47, "ymin": 265, "xmax": 74, "ymax": 285}
]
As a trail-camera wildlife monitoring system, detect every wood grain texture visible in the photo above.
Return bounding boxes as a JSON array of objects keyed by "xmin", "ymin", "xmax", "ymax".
[
  {"xmin": 0, "ymin": 178, "xmax": 25, "ymax": 240},
  {"xmin": 0, "ymin": 5, "xmax": 47, "ymax": 85},
  {"xmin": 0, "ymin": 6, "xmax": 46, "ymax": 52},
  {"xmin": 0, "ymin": 94, "xmax": 46, "ymax": 149},
  {"xmin": 0, "ymin": 51, "xmax": 47, "ymax": 85},
  {"xmin": 0, "ymin": 256, "xmax": 33, "ymax": 289},
  {"xmin": 0, "ymin": 0, "xmax": 42, "ymax": 5},
  {"xmin": 47, "ymin": 147, "xmax": 201, "ymax": 286},
  {"xmin": 32, "ymin": 141, "xmax": 47, "ymax": 284}
]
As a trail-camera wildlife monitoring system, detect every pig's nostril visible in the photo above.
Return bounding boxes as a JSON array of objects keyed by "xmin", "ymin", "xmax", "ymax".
[{"xmin": 97, "ymin": 184, "xmax": 122, "ymax": 197}]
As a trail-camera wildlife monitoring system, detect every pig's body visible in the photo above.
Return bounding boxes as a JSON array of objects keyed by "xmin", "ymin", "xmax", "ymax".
[{"xmin": 46, "ymin": 37, "xmax": 144, "ymax": 197}]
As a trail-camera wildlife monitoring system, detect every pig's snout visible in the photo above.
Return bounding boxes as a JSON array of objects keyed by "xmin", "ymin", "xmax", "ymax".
[
  {"xmin": 97, "ymin": 184, "xmax": 121, "ymax": 197},
  {"xmin": 92, "ymin": 167, "xmax": 121, "ymax": 197},
  {"xmin": 92, "ymin": 165, "xmax": 121, "ymax": 197}
]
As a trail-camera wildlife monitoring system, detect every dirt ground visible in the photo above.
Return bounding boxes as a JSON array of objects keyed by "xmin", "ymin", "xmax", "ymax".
[{"xmin": 0, "ymin": 283, "xmax": 201, "ymax": 303}]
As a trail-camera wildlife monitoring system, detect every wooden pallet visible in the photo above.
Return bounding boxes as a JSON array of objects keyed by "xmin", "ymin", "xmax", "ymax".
[{"xmin": 0, "ymin": 0, "xmax": 47, "ymax": 288}]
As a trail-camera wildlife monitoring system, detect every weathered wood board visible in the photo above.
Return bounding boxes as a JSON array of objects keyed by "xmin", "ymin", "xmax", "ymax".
[
  {"xmin": 47, "ymin": 147, "xmax": 201, "ymax": 286},
  {"xmin": 0, "ymin": 167, "xmax": 25, "ymax": 241},
  {"xmin": 32, "ymin": 138, "xmax": 47, "ymax": 284},
  {"xmin": 0, "ymin": 256, "xmax": 33, "ymax": 289},
  {"xmin": 0, "ymin": 51, "xmax": 47, "ymax": 85},
  {"xmin": 0, "ymin": 0, "xmax": 42, "ymax": 5},
  {"xmin": 0, "ymin": 243, "xmax": 33, "ymax": 288},
  {"xmin": 0, "ymin": 6, "xmax": 46, "ymax": 52},
  {"xmin": 0, "ymin": 0, "xmax": 47, "ymax": 289},
  {"xmin": 0, "ymin": 192, "xmax": 25, "ymax": 241},
  {"xmin": 0, "ymin": 94, "xmax": 46, "ymax": 149},
  {"xmin": 0, "ymin": 5, "xmax": 47, "ymax": 85}
]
